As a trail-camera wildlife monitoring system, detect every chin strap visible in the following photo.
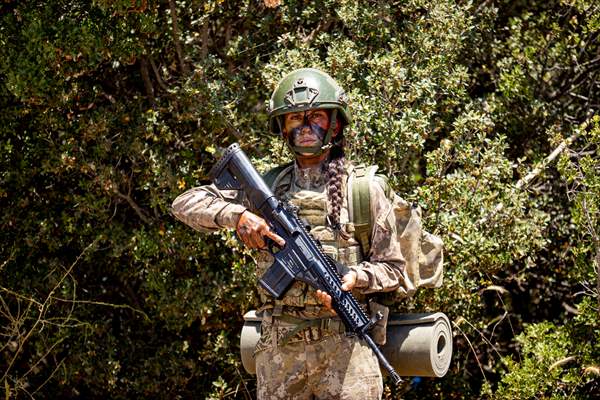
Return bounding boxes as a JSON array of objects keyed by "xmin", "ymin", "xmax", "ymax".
[{"xmin": 285, "ymin": 109, "xmax": 339, "ymax": 156}]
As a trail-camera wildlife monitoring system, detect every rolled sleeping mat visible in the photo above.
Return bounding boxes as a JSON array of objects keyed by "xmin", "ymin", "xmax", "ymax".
[
  {"xmin": 240, "ymin": 311, "xmax": 452, "ymax": 377},
  {"xmin": 240, "ymin": 310, "xmax": 262, "ymax": 375},
  {"xmin": 381, "ymin": 312, "xmax": 452, "ymax": 377}
]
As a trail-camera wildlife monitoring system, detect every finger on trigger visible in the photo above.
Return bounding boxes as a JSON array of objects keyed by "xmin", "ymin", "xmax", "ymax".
[{"xmin": 266, "ymin": 229, "xmax": 285, "ymax": 247}]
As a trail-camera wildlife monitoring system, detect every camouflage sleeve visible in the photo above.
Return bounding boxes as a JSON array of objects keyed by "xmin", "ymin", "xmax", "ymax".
[
  {"xmin": 171, "ymin": 184, "xmax": 247, "ymax": 233},
  {"xmin": 347, "ymin": 176, "xmax": 414, "ymax": 296}
]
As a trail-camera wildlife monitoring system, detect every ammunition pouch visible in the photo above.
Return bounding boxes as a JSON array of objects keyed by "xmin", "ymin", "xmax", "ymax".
[{"xmin": 368, "ymin": 300, "xmax": 389, "ymax": 346}]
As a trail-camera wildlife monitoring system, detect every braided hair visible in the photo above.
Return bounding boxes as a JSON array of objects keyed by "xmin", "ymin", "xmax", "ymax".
[{"xmin": 326, "ymin": 138, "xmax": 351, "ymax": 239}]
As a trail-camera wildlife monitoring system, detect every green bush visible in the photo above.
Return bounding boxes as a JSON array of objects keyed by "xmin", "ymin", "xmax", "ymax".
[{"xmin": 1, "ymin": 0, "xmax": 598, "ymax": 398}]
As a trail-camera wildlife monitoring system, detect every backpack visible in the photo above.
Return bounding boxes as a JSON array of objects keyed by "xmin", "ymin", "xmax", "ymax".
[
  {"xmin": 348, "ymin": 165, "xmax": 444, "ymax": 291},
  {"xmin": 262, "ymin": 163, "xmax": 444, "ymax": 294}
]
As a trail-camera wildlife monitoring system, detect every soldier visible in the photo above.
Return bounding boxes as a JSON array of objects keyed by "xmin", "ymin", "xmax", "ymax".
[{"xmin": 172, "ymin": 68, "xmax": 410, "ymax": 400}]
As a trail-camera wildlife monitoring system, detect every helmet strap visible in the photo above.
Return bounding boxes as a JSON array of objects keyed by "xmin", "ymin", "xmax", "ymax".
[
  {"xmin": 323, "ymin": 109, "xmax": 338, "ymax": 148},
  {"xmin": 276, "ymin": 116, "xmax": 284, "ymax": 135}
]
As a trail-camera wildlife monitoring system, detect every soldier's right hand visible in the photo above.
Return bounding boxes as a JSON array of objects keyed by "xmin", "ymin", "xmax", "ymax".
[{"xmin": 236, "ymin": 210, "xmax": 286, "ymax": 250}]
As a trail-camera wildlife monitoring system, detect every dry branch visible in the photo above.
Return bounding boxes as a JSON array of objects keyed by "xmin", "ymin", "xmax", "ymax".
[
  {"xmin": 115, "ymin": 189, "xmax": 151, "ymax": 224},
  {"xmin": 1, "ymin": 239, "xmax": 99, "ymax": 384},
  {"xmin": 476, "ymin": 130, "xmax": 580, "ymax": 226},
  {"xmin": 168, "ymin": 0, "xmax": 189, "ymax": 75}
]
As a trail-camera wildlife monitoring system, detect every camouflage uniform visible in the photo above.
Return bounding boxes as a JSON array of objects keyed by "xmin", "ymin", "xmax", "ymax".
[{"xmin": 172, "ymin": 161, "xmax": 409, "ymax": 399}]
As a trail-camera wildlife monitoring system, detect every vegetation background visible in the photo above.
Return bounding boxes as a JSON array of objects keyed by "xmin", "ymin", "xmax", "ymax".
[{"xmin": 1, "ymin": 0, "xmax": 598, "ymax": 398}]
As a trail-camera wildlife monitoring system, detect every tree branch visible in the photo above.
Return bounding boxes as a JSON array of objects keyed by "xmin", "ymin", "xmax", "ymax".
[
  {"xmin": 595, "ymin": 246, "xmax": 600, "ymax": 313},
  {"xmin": 582, "ymin": 196, "xmax": 600, "ymax": 312},
  {"xmin": 0, "ymin": 247, "xmax": 16, "ymax": 273},
  {"xmin": 477, "ymin": 130, "xmax": 579, "ymax": 226},
  {"xmin": 149, "ymin": 56, "xmax": 169, "ymax": 92},
  {"xmin": 516, "ymin": 130, "xmax": 579, "ymax": 190},
  {"xmin": 114, "ymin": 171, "xmax": 152, "ymax": 224},
  {"xmin": 140, "ymin": 56, "xmax": 155, "ymax": 102},
  {"xmin": 115, "ymin": 189, "xmax": 151, "ymax": 224},
  {"xmin": 168, "ymin": 0, "xmax": 189, "ymax": 75},
  {"xmin": 301, "ymin": 18, "xmax": 334, "ymax": 44},
  {"xmin": 51, "ymin": 297, "xmax": 148, "ymax": 321},
  {"xmin": 201, "ymin": 19, "xmax": 209, "ymax": 59},
  {"xmin": 1, "ymin": 239, "xmax": 99, "ymax": 383}
]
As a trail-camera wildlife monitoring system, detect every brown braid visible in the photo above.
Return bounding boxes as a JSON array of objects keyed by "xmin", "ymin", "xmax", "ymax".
[{"xmin": 326, "ymin": 146, "xmax": 350, "ymax": 239}]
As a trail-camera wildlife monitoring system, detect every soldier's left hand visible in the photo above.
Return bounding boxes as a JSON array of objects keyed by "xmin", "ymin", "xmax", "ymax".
[{"xmin": 315, "ymin": 271, "xmax": 357, "ymax": 312}]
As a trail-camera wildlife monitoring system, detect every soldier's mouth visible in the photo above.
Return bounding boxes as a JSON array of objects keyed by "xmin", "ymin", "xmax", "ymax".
[{"xmin": 299, "ymin": 138, "xmax": 318, "ymax": 145}]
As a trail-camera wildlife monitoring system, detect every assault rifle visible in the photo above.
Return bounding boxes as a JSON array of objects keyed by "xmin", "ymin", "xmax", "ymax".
[{"xmin": 209, "ymin": 143, "xmax": 402, "ymax": 385}]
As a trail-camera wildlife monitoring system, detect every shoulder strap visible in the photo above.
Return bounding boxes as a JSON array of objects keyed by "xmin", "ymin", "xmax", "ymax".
[
  {"xmin": 348, "ymin": 165, "xmax": 378, "ymax": 257},
  {"xmin": 262, "ymin": 162, "xmax": 293, "ymax": 190}
]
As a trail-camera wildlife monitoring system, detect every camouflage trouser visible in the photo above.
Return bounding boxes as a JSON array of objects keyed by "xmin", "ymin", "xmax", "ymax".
[{"xmin": 254, "ymin": 317, "xmax": 383, "ymax": 400}]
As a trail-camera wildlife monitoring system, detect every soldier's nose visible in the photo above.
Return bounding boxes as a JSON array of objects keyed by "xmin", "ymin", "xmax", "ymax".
[{"xmin": 299, "ymin": 126, "xmax": 312, "ymax": 135}]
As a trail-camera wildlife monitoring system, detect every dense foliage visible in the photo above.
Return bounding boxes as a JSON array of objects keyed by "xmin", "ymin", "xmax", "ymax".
[{"xmin": 1, "ymin": 0, "xmax": 598, "ymax": 398}]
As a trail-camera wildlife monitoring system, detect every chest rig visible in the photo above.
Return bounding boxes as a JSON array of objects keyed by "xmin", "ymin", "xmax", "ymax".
[{"xmin": 255, "ymin": 163, "xmax": 364, "ymax": 310}]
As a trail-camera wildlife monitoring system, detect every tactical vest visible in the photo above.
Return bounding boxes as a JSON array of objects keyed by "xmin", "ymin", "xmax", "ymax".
[
  {"xmin": 260, "ymin": 162, "xmax": 444, "ymax": 305},
  {"xmin": 256, "ymin": 164, "xmax": 365, "ymax": 310}
]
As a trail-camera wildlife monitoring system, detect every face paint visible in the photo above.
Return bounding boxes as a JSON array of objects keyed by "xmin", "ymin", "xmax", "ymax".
[
  {"xmin": 289, "ymin": 112, "xmax": 328, "ymax": 148},
  {"xmin": 290, "ymin": 122, "xmax": 327, "ymax": 147}
]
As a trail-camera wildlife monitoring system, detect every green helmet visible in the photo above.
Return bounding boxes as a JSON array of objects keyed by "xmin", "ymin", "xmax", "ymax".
[{"xmin": 268, "ymin": 68, "xmax": 351, "ymax": 155}]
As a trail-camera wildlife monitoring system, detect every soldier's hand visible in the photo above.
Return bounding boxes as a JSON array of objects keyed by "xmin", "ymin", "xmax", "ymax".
[
  {"xmin": 315, "ymin": 271, "xmax": 357, "ymax": 312},
  {"xmin": 236, "ymin": 210, "xmax": 285, "ymax": 250}
]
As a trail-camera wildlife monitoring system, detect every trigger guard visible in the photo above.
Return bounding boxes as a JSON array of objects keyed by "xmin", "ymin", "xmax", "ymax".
[
  {"xmin": 266, "ymin": 237, "xmax": 275, "ymax": 253},
  {"xmin": 265, "ymin": 236, "xmax": 281, "ymax": 254}
]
